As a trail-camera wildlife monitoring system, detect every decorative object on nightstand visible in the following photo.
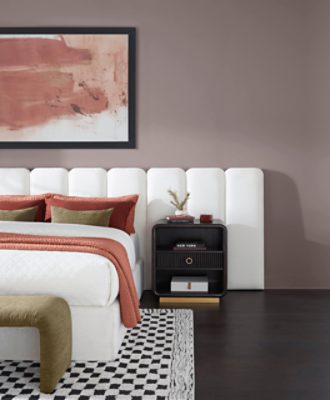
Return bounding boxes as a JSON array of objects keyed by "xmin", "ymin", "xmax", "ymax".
[
  {"xmin": 200, "ymin": 214, "xmax": 213, "ymax": 223},
  {"xmin": 171, "ymin": 276, "xmax": 208, "ymax": 292},
  {"xmin": 167, "ymin": 189, "xmax": 190, "ymax": 216},
  {"xmin": 165, "ymin": 214, "xmax": 194, "ymax": 223},
  {"xmin": 173, "ymin": 241, "xmax": 207, "ymax": 251},
  {"xmin": 152, "ymin": 219, "xmax": 227, "ymax": 303}
]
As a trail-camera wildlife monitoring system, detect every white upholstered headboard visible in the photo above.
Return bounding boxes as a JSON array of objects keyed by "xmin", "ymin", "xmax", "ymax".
[{"xmin": 0, "ymin": 167, "xmax": 264, "ymax": 290}]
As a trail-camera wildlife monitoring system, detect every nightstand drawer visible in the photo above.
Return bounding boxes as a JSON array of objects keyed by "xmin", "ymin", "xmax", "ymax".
[{"xmin": 156, "ymin": 251, "xmax": 223, "ymax": 269}]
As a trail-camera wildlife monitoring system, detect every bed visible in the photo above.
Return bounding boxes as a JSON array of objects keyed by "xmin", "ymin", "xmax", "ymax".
[
  {"xmin": 0, "ymin": 168, "xmax": 146, "ymax": 361},
  {"xmin": 0, "ymin": 167, "xmax": 264, "ymax": 361}
]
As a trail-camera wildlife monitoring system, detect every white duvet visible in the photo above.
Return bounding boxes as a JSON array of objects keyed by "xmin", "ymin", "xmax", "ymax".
[{"xmin": 0, "ymin": 222, "xmax": 136, "ymax": 307}]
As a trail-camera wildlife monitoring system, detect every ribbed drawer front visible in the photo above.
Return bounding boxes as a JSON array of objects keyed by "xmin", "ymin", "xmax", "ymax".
[{"xmin": 156, "ymin": 251, "xmax": 223, "ymax": 269}]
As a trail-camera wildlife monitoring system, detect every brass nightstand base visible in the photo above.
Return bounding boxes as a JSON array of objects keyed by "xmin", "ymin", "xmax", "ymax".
[{"xmin": 159, "ymin": 297, "xmax": 220, "ymax": 304}]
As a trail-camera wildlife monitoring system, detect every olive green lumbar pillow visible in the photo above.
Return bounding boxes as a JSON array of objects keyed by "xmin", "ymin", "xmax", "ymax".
[
  {"xmin": 0, "ymin": 206, "xmax": 38, "ymax": 222},
  {"xmin": 51, "ymin": 206, "xmax": 113, "ymax": 227}
]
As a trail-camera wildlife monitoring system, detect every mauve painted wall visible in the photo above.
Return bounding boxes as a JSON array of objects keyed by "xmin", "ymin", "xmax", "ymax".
[{"xmin": 0, "ymin": 0, "xmax": 328, "ymax": 288}]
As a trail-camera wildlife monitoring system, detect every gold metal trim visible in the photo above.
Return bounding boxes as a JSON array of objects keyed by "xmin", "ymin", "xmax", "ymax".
[
  {"xmin": 185, "ymin": 256, "xmax": 193, "ymax": 265},
  {"xmin": 159, "ymin": 297, "xmax": 220, "ymax": 304}
]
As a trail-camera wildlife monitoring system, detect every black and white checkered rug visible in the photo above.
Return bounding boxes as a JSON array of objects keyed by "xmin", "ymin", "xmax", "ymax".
[{"xmin": 0, "ymin": 309, "xmax": 194, "ymax": 400}]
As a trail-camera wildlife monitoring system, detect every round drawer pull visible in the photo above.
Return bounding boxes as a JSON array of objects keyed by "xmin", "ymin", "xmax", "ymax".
[{"xmin": 185, "ymin": 256, "xmax": 193, "ymax": 265}]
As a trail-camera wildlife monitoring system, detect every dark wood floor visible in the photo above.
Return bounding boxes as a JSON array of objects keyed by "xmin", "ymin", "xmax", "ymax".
[{"xmin": 141, "ymin": 290, "xmax": 330, "ymax": 400}]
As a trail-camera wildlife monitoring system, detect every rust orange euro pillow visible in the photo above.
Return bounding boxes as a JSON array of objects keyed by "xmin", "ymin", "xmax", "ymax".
[
  {"xmin": 45, "ymin": 194, "xmax": 138, "ymax": 234},
  {"xmin": 0, "ymin": 194, "xmax": 49, "ymax": 222}
]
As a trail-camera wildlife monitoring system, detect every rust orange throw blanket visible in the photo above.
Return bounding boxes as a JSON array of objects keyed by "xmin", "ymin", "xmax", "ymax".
[{"xmin": 0, "ymin": 232, "xmax": 141, "ymax": 328}]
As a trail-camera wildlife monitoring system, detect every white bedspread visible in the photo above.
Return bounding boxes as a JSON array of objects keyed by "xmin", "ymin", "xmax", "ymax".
[{"xmin": 0, "ymin": 222, "xmax": 136, "ymax": 306}]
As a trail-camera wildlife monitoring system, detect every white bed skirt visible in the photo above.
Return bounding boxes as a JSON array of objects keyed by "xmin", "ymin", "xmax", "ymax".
[{"xmin": 0, "ymin": 259, "xmax": 144, "ymax": 361}]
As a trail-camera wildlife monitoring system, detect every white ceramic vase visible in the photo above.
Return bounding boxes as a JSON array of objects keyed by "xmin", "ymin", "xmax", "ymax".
[{"xmin": 175, "ymin": 209, "xmax": 186, "ymax": 216}]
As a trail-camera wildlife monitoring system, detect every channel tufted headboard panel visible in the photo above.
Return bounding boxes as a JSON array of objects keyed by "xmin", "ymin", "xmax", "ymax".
[{"xmin": 0, "ymin": 167, "xmax": 264, "ymax": 290}]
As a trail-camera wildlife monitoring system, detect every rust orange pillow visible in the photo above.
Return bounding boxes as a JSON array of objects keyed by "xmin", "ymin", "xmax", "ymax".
[
  {"xmin": 45, "ymin": 194, "xmax": 138, "ymax": 234},
  {"xmin": 0, "ymin": 194, "xmax": 49, "ymax": 222}
]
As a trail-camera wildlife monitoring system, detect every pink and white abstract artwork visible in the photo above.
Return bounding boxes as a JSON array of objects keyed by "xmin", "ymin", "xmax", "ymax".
[{"xmin": 0, "ymin": 28, "xmax": 135, "ymax": 148}]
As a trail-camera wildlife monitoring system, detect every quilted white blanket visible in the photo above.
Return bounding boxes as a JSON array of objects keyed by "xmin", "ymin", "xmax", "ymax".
[{"xmin": 0, "ymin": 222, "xmax": 136, "ymax": 306}]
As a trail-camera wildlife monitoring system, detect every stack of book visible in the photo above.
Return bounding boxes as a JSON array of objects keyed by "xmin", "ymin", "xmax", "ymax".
[
  {"xmin": 165, "ymin": 214, "xmax": 194, "ymax": 223},
  {"xmin": 173, "ymin": 241, "xmax": 207, "ymax": 250},
  {"xmin": 171, "ymin": 276, "xmax": 209, "ymax": 292}
]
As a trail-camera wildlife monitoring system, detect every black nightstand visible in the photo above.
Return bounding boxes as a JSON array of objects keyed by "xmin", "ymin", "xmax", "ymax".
[{"xmin": 152, "ymin": 219, "xmax": 227, "ymax": 303}]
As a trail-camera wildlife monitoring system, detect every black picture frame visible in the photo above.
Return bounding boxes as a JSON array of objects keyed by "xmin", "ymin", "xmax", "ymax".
[{"xmin": 0, "ymin": 27, "xmax": 136, "ymax": 149}]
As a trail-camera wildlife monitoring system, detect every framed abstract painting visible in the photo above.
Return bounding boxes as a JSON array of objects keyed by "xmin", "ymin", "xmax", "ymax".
[{"xmin": 0, "ymin": 27, "xmax": 136, "ymax": 148}]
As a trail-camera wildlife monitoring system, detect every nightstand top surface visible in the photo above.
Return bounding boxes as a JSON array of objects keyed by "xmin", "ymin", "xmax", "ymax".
[{"xmin": 155, "ymin": 219, "xmax": 225, "ymax": 227}]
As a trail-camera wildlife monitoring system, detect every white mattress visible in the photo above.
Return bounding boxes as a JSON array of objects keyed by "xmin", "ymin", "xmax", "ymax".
[{"xmin": 0, "ymin": 222, "xmax": 136, "ymax": 307}]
